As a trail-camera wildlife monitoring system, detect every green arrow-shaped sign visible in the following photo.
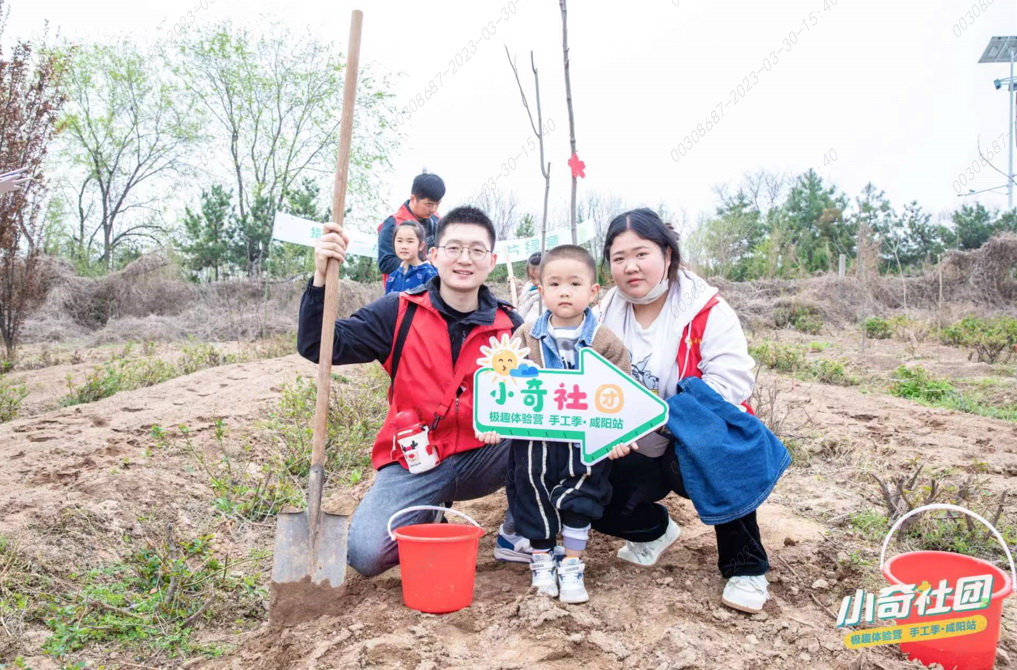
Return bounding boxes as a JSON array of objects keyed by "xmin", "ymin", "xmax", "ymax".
[{"xmin": 473, "ymin": 348, "xmax": 669, "ymax": 465}]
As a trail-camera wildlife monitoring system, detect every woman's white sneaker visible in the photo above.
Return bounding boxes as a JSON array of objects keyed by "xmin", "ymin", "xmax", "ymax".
[
  {"xmin": 529, "ymin": 553, "xmax": 559, "ymax": 597},
  {"xmin": 616, "ymin": 517, "xmax": 681, "ymax": 566},
  {"xmin": 722, "ymin": 575, "xmax": 769, "ymax": 613}
]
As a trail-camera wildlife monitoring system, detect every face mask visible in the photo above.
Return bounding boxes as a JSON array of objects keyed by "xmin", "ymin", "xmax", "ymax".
[
  {"xmin": 617, "ymin": 248, "xmax": 671, "ymax": 305},
  {"xmin": 618, "ymin": 274, "xmax": 670, "ymax": 304}
]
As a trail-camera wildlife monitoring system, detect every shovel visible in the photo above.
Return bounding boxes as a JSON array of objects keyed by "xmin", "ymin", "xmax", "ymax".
[{"xmin": 269, "ymin": 9, "xmax": 363, "ymax": 625}]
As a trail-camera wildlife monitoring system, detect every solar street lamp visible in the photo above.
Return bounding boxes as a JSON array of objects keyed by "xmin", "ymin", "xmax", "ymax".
[{"xmin": 979, "ymin": 36, "xmax": 1017, "ymax": 209}]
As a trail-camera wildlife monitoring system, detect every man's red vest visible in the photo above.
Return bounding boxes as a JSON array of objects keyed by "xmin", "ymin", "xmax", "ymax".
[
  {"xmin": 676, "ymin": 296, "xmax": 754, "ymax": 414},
  {"xmin": 375, "ymin": 291, "xmax": 517, "ymax": 470}
]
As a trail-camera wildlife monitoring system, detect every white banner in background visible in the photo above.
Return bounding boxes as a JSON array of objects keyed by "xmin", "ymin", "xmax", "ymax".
[
  {"xmin": 272, "ymin": 211, "xmax": 597, "ymax": 262},
  {"xmin": 495, "ymin": 220, "xmax": 596, "ymax": 264},
  {"xmin": 271, "ymin": 211, "xmax": 377, "ymax": 258}
]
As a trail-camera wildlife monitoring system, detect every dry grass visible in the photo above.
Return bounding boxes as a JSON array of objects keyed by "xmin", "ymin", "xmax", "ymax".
[
  {"xmin": 21, "ymin": 235, "xmax": 1017, "ymax": 346},
  {"xmin": 717, "ymin": 234, "xmax": 1017, "ymax": 331},
  {"xmin": 22, "ymin": 254, "xmax": 383, "ymax": 346}
]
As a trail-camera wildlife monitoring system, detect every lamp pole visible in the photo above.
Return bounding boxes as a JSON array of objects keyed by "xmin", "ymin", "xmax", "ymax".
[
  {"xmin": 981, "ymin": 37, "xmax": 1017, "ymax": 210},
  {"xmin": 1009, "ymin": 47, "xmax": 1014, "ymax": 210}
]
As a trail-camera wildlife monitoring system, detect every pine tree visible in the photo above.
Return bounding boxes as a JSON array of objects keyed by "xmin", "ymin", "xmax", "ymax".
[{"xmin": 180, "ymin": 185, "xmax": 236, "ymax": 281}]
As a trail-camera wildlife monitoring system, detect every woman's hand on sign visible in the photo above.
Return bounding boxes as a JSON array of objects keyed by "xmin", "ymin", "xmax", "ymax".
[
  {"xmin": 475, "ymin": 431, "xmax": 502, "ymax": 445},
  {"xmin": 607, "ymin": 442, "xmax": 638, "ymax": 460},
  {"xmin": 313, "ymin": 222, "xmax": 350, "ymax": 286}
]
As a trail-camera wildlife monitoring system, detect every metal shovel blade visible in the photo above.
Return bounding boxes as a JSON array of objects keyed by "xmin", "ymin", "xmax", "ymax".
[
  {"xmin": 271, "ymin": 509, "xmax": 349, "ymax": 586},
  {"xmin": 269, "ymin": 509, "xmax": 349, "ymax": 625}
]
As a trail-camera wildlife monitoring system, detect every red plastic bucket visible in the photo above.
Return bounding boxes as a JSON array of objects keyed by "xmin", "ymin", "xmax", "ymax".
[
  {"xmin": 880, "ymin": 504, "xmax": 1016, "ymax": 670},
  {"xmin": 387, "ymin": 506, "xmax": 485, "ymax": 614}
]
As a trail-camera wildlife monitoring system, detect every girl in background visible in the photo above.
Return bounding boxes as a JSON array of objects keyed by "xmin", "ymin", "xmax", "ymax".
[{"xmin": 385, "ymin": 221, "xmax": 437, "ymax": 294}]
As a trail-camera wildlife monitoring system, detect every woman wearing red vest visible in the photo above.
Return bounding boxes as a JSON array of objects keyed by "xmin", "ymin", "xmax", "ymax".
[{"xmin": 594, "ymin": 208, "xmax": 771, "ymax": 615}]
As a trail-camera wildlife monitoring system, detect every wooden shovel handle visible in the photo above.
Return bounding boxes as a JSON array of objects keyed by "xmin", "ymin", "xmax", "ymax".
[{"xmin": 313, "ymin": 10, "xmax": 364, "ymax": 471}]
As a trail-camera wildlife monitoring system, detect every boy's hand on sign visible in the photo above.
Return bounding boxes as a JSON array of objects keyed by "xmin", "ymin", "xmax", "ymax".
[
  {"xmin": 475, "ymin": 430, "xmax": 501, "ymax": 445},
  {"xmin": 313, "ymin": 222, "xmax": 349, "ymax": 285},
  {"xmin": 607, "ymin": 443, "xmax": 638, "ymax": 460}
]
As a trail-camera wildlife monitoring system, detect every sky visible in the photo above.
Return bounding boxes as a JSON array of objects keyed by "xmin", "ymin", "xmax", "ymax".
[{"xmin": 4, "ymin": 0, "xmax": 1017, "ymax": 236}]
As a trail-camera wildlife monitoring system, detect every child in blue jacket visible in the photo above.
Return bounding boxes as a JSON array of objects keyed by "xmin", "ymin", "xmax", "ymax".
[
  {"xmin": 479, "ymin": 245, "xmax": 630, "ymax": 604},
  {"xmin": 385, "ymin": 221, "xmax": 437, "ymax": 294}
]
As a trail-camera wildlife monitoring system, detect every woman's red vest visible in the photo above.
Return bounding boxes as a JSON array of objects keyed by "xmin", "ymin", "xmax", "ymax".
[
  {"xmin": 375, "ymin": 291, "xmax": 517, "ymax": 470},
  {"xmin": 677, "ymin": 296, "xmax": 754, "ymax": 414}
]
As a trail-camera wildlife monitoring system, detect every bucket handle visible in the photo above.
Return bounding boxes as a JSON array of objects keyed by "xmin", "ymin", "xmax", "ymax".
[
  {"xmin": 880, "ymin": 503, "xmax": 1016, "ymax": 590},
  {"xmin": 387, "ymin": 505, "xmax": 483, "ymax": 541}
]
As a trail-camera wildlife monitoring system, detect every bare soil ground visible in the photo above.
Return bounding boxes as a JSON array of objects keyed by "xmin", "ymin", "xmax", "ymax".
[{"xmin": 2, "ymin": 327, "xmax": 1016, "ymax": 670}]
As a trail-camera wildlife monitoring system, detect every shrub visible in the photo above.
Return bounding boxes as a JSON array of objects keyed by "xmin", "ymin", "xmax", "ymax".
[
  {"xmin": 0, "ymin": 378, "xmax": 28, "ymax": 422},
  {"xmin": 938, "ymin": 315, "xmax": 1017, "ymax": 364},
  {"xmin": 60, "ymin": 338, "xmax": 284, "ymax": 407},
  {"xmin": 248, "ymin": 332, "xmax": 296, "ymax": 360},
  {"xmin": 890, "ymin": 366, "xmax": 957, "ymax": 403},
  {"xmin": 867, "ymin": 464, "xmax": 1017, "ymax": 562},
  {"xmin": 61, "ymin": 357, "xmax": 177, "ymax": 406},
  {"xmin": 938, "ymin": 316, "xmax": 978, "ymax": 347},
  {"xmin": 263, "ymin": 369, "xmax": 385, "ymax": 483},
  {"xmin": 888, "ymin": 315, "xmax": 931, "ymax": 344},
  {"xmin": 809, "ymin": 358, "xmax": 858, "ymax": 386},
  {"xmin": 14, "ymin": 346, "xmax": 61, "ymax": 371},
  {"xmin": 863, "ymin": 317, "xmax": 892, "ymax": 340},
  {"xmin": 749, "ymin": 341, "xmax": 806, "ymax": 374},
  {"xmin": 774, "ymin": 304, "xmax": 823, "ymax": 334},
  {"xmin": 794, "ymin": 313, "xmax": 823, "ymax": 335},
  {"xmin": 178, "ymin": 341, "xmax": 238, "ymax": 376},
  {"xmin": 966, "ymin": 316, "xmax": 1017, "ymax": 364},
  {"xmin": 750, "ymin": 342, "xmax": 856, "ymax": 384},
  {"xmin": 182, "ymin": 419, "xmax": 301, "ymax": 523}
]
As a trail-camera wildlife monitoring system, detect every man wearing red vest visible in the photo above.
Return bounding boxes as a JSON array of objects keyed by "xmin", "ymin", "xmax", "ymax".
[
  {"xmin": 377, "ymin": 172, "xmax": 444, "ymax": 279},
  {"xmin": 298, "ymin": 206, "xmax": 524, "ymax": 577}
]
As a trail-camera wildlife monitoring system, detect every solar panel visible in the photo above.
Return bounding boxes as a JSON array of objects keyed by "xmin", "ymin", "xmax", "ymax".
[{"xmin": 979, "ymin": 36, "xmax": 1017, "ymax": 64}]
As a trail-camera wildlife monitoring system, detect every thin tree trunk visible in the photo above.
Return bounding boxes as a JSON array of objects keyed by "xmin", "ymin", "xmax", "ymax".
[
  {"xmin": 534, "ymin": 53, "xmax": 551, "ymax": 253},
  {"xmin": 505, "ymin": 46, "xmax": 552, "ymax": 254},
  {"xmin": 893, "ymin": 248, "xmax": 908, "ymax": 314},
  {"xmin": 937, "ymin": 256, "xmax": 944, "ymax": 328},
  {"xmin": 858, "ymin": 223, "xmax": 869, "ymax": 352},
  {"xmin": 559, "ymin": 0, "xmax": 578, "ymax": 244}
]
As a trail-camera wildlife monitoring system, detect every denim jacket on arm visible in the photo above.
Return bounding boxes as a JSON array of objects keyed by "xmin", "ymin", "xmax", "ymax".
[
  {"xmin": 665, "ymin": 377, "xmax": 790, "ymax": 525},
  {"xmin": 527, "ymin": 308, "xmax": 599, "ymax": 370}
]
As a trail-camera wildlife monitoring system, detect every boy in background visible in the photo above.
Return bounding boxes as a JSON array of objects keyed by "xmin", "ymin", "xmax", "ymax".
[{"xmin": 377, "ymin": 172, "xmax": 445, "ymax": 278}]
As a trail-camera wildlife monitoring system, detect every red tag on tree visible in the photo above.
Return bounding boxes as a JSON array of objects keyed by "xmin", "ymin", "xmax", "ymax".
[{"xmin": 568, "ymin": 153, "xmax": 586, "ymax": 179}]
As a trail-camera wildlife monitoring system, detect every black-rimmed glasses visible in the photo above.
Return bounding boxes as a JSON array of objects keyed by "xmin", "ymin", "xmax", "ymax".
[{"xmin": 437, "ymin": 244, "xmax": 491, "ymax": 261}]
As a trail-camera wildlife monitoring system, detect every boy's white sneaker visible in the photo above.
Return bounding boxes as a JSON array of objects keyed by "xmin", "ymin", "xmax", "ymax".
[
  {"xmin": 529, "ymin": 553, "xmax": 558, "ymax": 597},
  {"xmin": 616, "ymin": 517, "xmax": 681, "ymax": 566},
  {"xmin": 722, "ymin": 575, "xmax": 769, "ymax": 613},
  {"xmin": 557, "ymin": 557, "xmax": 589, "ymax": 604}
]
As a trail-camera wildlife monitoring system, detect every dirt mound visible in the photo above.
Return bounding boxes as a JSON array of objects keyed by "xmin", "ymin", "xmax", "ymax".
[{"xmin": 938, "ymin": 233, "xmax": 1017, "ymax": 304}]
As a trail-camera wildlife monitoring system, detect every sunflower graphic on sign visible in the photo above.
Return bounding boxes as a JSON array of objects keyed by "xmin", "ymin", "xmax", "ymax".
[{"xmin": 476, "ymin": 334, "xmax": 539, "ymax": 382}]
